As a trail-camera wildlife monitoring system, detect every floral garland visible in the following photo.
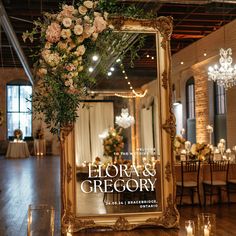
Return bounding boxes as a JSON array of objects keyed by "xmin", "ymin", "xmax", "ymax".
[{"xmin": 23, "ymin": 1, "xmax": 111, "ymax": 133}]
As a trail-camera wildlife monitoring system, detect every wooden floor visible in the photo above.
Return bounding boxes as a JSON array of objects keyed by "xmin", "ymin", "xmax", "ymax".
[{"xmin": 0, "ymin": 155, "xmax": 236, "ymax": 236}]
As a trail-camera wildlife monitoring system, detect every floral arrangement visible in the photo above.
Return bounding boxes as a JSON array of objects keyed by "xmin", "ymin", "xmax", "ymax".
[
  {"xmin": 103, "ymin": 127, "xmax": 124, "ymax": 162},
  {"xmin": 190, "ymin": 143, "xmax": 211, "ymax": 161},
  {"xmin": 14, "ymin": 129, "xmax": 23, "ymax": 140},
  {"xmin": 174, "ymin": 135, "xmax": 186, "ymax": 154},
  {"xmin": 23, "ymin": 1, "xmax": 111, "ymax": 133},
  {"xmin": 35, "ymin": 127, "xmax": 44, "ymax": 139}
]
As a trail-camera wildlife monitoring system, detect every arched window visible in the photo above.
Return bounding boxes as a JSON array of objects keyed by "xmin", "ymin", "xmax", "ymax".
[
  {"xmin": 6, "ymin": 80, "xmax": 32, "ymax": 139},
  {"xmin": 186, "ymin": 78, "xmax": 195, "ymax": 119}
]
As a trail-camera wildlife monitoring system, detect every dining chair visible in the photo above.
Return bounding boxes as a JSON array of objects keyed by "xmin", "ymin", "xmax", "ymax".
[
  {"xmin": 176, "ymin": 160, "xmax": 201, "ymax": 206},
  {"xmin": 227, "ymin": 163, "xmax": 236, "ymax": 204},
  {"xmin": 202, "ymin": 160, "xmax": 229, "ymax": 206}
]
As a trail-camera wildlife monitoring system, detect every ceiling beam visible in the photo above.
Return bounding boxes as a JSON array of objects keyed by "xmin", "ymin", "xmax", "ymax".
[{"xmin": 0, "ymin": 0, "xmax": 33, "ymax": 84}]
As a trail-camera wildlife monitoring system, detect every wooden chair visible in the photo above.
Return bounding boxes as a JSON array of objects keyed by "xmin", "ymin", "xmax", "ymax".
[
  {"xmin": 203, "ymin": 160, "xmax": 229, "ymax": 206},
  {"xmin": 176, "ymin": 160, "xmax": 201, "ymax": 206},
  {"xmin": 227, "ymin": 164, "xmax": 236, "ymax": 203}
]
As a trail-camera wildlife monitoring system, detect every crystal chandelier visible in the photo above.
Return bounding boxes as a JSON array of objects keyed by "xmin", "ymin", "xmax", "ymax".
[
  {"xmin": 208, "ymin": 48, "xmax": 236, "ymax": 89},
  {"xmin": 115, "ymin": 108, "xmax": 135, "ymax": 129}
]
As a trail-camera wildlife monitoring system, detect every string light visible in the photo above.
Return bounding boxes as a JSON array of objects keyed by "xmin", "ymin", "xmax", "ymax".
[
  {"xmin": 113, "ymin": 59, "xmax": 147, "ymax": 98},
  {"xmin": 92, "ymin": 55, "xmax": 99, "ymax": 61},
  {"xmin": 88, "ymin": 67, "xmax": 94, "ymax": 72}
]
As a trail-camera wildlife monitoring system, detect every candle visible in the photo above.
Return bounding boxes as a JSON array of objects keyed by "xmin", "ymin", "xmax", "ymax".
[
  {"xmin": 204, "ymin": 225, "xmax": 210, "ymax": 236},
  {"xmin": 186, "ymin": 225, "xmax": 193, "ymax": 236}
]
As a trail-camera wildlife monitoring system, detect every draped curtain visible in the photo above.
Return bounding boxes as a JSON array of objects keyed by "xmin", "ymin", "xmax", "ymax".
[{"xmin": 75, "ymin": 102, "xmax": 114, "ymax": 165}]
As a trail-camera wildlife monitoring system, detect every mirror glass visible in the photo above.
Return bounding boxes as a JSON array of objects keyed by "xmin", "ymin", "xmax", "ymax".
[{"xmin": 74, "ymin": 33, "xmax": 162, "ymax": 216}]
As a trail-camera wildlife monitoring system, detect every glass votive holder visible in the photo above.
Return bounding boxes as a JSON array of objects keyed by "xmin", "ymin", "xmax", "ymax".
[
  {"xmin": 197, "ymin": 213, "xmax": 216, "ymax": 236},
  {"xmin": 185, "ymin": 220, "xmax": 195, "ymax": 236},
  {"xmin": 27, "ymin": 204, "xmax": 55, "ymax": 236}
]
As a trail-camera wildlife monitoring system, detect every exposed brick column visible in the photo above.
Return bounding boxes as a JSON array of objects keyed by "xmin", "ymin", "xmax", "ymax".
[{"xmin": 192, "ymin": 68, "xmax": 209, "ymax": 143}]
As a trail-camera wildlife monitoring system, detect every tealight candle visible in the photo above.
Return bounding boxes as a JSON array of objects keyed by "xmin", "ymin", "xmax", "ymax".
[
  {"xmin": 186, "ymin": 225, "xmax": 193, "ymax": 236},
  {"xmin": 226, "ymin": 148, "xmax": 231, "ymax": 154},
  {"xmin": 185, "ymin": 220, "xmax": 195, "ymax": 236},
  {"xmin": 204, "ymin": 225, "xmax": 210, "ymax": 236}
]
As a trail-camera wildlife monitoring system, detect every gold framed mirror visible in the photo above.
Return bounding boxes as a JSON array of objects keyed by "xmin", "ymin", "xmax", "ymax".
[{"xmin": 60, "ymin": 16, "xmax": 178, "ymax": 233}]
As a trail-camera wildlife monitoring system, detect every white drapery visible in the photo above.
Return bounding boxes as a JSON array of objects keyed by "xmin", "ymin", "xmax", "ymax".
[{"xmin": 75, "ymin": 102, "xmax": 114, "ymax": 166}]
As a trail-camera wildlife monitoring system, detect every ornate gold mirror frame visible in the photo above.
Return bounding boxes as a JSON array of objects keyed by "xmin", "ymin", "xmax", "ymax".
[{"xmin": 60, "ymin": 16, "xmax": 178, "ymax": 234}]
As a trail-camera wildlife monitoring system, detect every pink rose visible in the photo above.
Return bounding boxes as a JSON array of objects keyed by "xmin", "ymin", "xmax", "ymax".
[
  {"xmin": 83, "ymin": 1, "xmax": 93, "ymax": 9},
  {"xmin": 93, "ymin": 16, "xmax": 107, "ymax": 33},
  {"xmin": 46, "ymin": 22, "xmax": 61, "ymax": 43}
]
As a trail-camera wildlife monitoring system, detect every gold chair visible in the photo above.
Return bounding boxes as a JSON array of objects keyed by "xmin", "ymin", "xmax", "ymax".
[
  {"xmin": 203, "ymin": 160, "xmax": 229, "ymax": 206},
  {"xmin": 176, "ymin": 160, "xmax": 201, "ymax": 206}
]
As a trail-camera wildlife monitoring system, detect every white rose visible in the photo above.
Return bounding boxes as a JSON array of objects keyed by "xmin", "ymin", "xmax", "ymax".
[
  {"xmin": 74, "ymin": 24, "xmax": 83, "ymax": 35},
  {"xmin": 83, "ymin": 1, "xmax": 93, "ymax": 9},
  {"xmin": 62, "ymin": 17, "xmax": 72, "ymax": 28},
  {"xmin": 78, "ymin": 5, "xmax": 87, "ymax": 15}
]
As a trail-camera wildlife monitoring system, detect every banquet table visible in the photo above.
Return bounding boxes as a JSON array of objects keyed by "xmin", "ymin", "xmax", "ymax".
[
  {"xmin": 6, "ymin": 141, "xmax": 30, "ymax": 159},
  {"xmin": 175, "ymin": 162, "xmax": 236, "ymax": 204}
]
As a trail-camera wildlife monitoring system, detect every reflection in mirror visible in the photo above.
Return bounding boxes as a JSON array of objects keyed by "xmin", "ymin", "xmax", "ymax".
[{"xmin": 74, "ymin": 33, "xmax": 162, "ymax": 216}]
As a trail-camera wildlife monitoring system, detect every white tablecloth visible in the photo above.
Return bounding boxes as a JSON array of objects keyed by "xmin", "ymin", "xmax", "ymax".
[{"xmin": 6, "ymin": 141, "xmax": 30, "ymax": 158}]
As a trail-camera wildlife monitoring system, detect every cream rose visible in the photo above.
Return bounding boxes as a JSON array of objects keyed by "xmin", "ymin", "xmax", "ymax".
[
  {"xmin": 37, "ymin": 68, "xmax": 47, "ymax": 78},
  {"xmin": 94, "ymin": 16, "xmax": 107, "ymax": 33},
  {"xmin": 84, "ymin": 15, "xmax": 91, "ymax": 23},
  {"xmin": 92, "ymin": 32, "xmax": 98, "ymax": 41},
  {"xmin": 78, "ymin": 66, "xmax": 84, "ymax": 72},
  {"xmin": 77, "ymin": 45, "xmax": 86, "ymax": 55},
  {"xmin": 94, "ymin": 12, "xmax": 101, "ymax": 17},
  {"xmin": 78, "ymin": 5, "xmax": 87, "ymax": 15},
  {"xmin": 62, "ymin": 17, "xmax": 72, "ymax": 28},
  {"xmin": 57, "ymin": 41, "xmax": 67, "ymax": 51},
  {"xmin": 61, "ymin": 29, "xmax": 72, "ymax": 39},
  {"xmin": 83, "ymin": 1, "xmax": 93, "ymax": 9},
  {"xmin": 74, "ymin": 24, "xmax": 83, "ymax": 35}
]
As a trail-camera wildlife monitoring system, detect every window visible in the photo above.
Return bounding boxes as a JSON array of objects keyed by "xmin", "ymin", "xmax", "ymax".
[
  {"xmin": 7, "ymin": 83, "xmax": 32, "ymax": 138},
  {"xmin": 215, "ymin": 84, "xmax": 226, "ymax": 115},
  {"xmin": 186, "ymin": 78, "xmax": 195, "ymax": 119}
]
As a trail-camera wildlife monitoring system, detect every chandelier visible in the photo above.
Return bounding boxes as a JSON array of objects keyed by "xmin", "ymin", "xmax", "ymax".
[
  {"xmin": 208, "ymin": 48, "xmax": 236, "ymax": 89},
  {"xmin": 115, "ymin": 108, "xmax": 135, "ymax": 129}
]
